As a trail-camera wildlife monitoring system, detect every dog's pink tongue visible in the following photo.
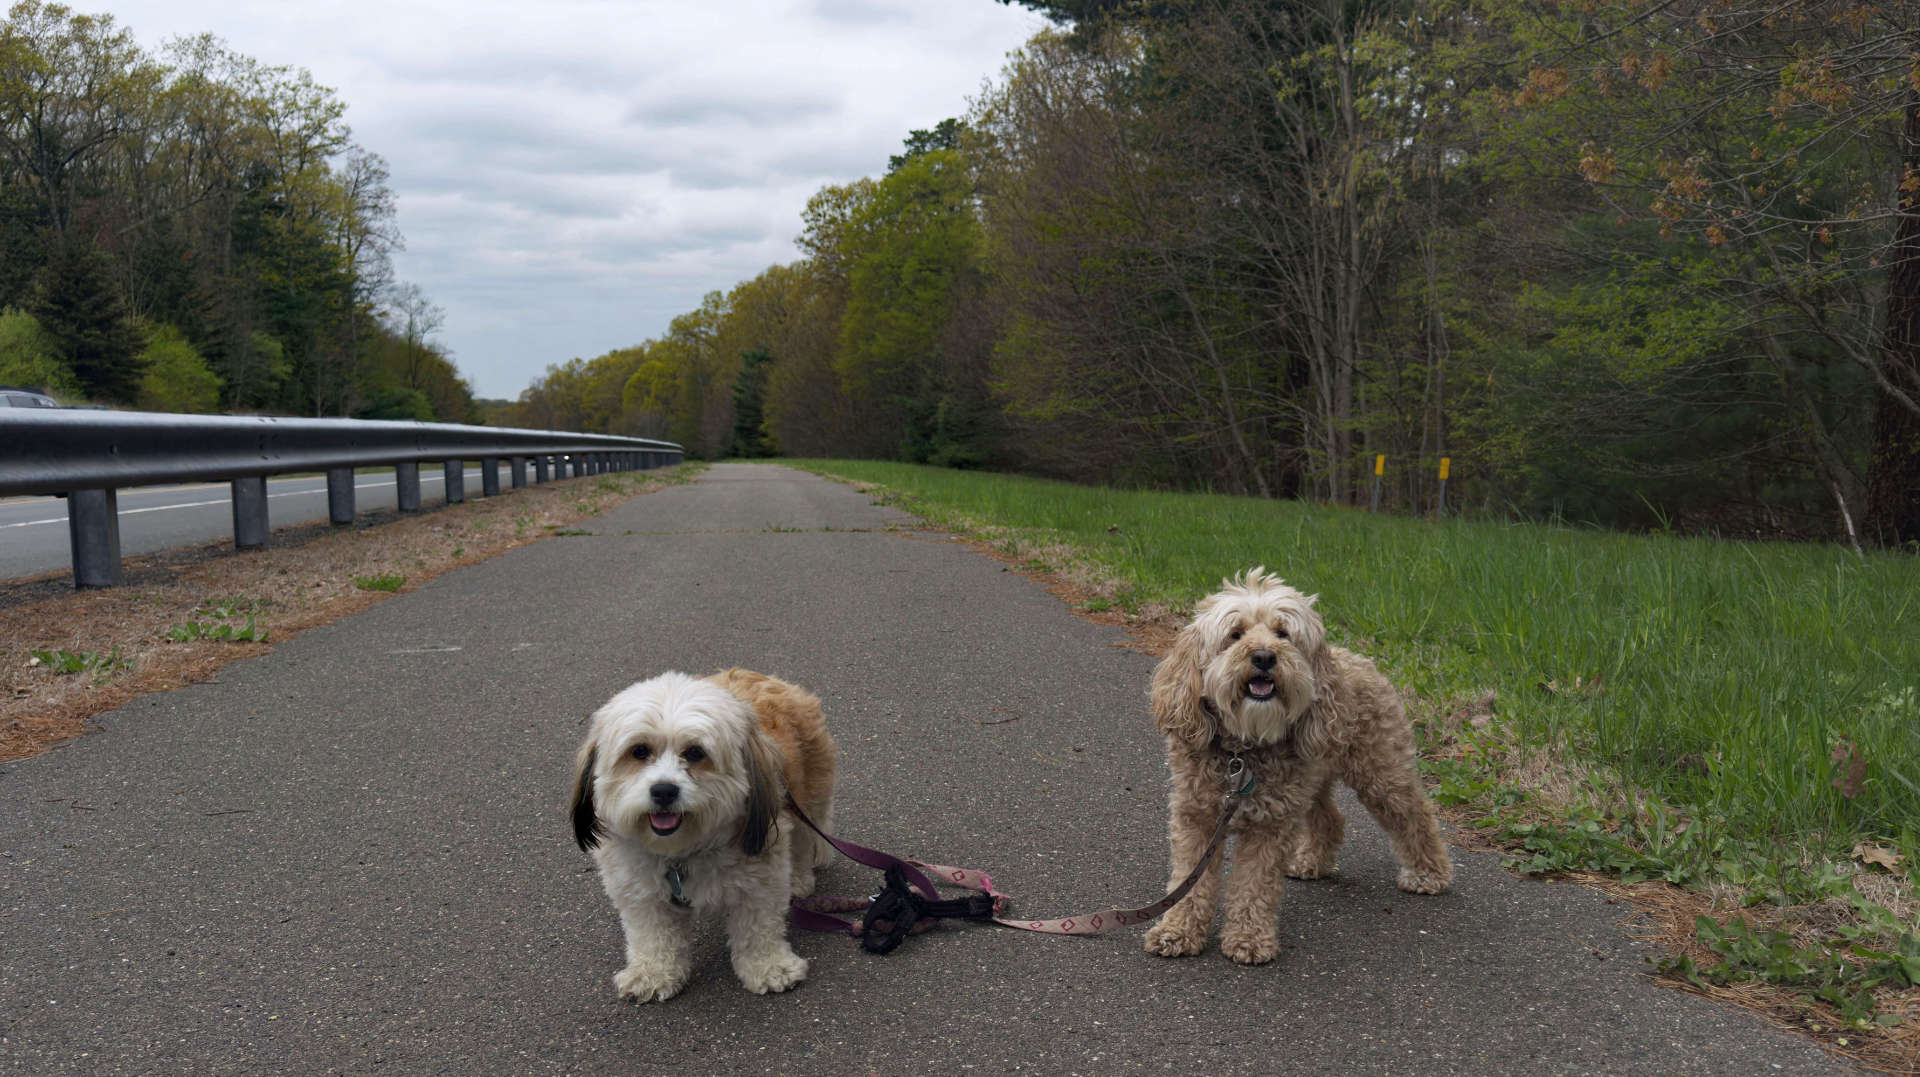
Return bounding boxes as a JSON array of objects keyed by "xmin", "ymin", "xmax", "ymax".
[
  {"xmin": 1249, "ymin": 680, "xmax": 1275, "ymax": 698},
  {"xmin": 650, "ymin": 812, "xmax": 682, "ymax": 831}
]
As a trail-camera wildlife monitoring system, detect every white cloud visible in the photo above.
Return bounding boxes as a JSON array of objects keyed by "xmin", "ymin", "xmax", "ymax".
[{"xmin": 98, "ymin": 0, "xmax": 1047, "ymax": 398}]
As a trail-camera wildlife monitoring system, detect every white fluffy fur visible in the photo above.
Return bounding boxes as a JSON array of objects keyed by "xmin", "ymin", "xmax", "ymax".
[{"xmin": 570, "ymin": 671, "xmax": 833, "ymax": 1000}]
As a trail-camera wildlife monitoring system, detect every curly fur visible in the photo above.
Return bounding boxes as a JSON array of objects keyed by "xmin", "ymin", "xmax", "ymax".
[{"xmin": 1143, "ymin": 569, "xmax": 1451, "ymax": 965}]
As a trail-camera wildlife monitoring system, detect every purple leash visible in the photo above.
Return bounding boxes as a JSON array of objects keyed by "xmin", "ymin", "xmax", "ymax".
[{"xmin": 783, "ymin": 758, "xmax": 1252, "ymax": 947}]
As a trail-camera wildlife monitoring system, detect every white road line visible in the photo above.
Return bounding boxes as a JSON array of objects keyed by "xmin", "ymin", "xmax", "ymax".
[{"xmin": 0, "ymin": 477, "xmax": 452, "ymax": 529}]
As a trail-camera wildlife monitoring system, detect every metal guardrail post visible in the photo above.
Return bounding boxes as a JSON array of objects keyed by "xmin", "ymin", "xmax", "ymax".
[
  {"xmin": 533, "ymin": 456, "xmax": 550, "ymax": 483},
  {"xmin": 67, "ymin": 489, "xmax": 122, "ymax": 588},
  {"xmin": 481, "ymin": 459, "xmax": 500, "ymax": 497},
  {"xmin": 2, "ymin": 411, "xmax": 680, "ymax": 587},
  {"xmin": 232, "ymin": 477, "xmax": 268, "ymax": 549},
  {"xmin": 327, "ymin": 468, "xmax": 355, "ymax": 525},
  {"xmin": 396, "ymin": 462, "xmax": 421, "ymax": 511},
  {"xmin": 510, "ymin": 457, "xmax": 527, "ymax": 489}
]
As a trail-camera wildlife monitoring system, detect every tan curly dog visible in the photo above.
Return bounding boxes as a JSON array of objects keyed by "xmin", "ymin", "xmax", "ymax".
[{"xmin": 1142, "ymin": 568, "xmax": 1451, "ymax": 965}]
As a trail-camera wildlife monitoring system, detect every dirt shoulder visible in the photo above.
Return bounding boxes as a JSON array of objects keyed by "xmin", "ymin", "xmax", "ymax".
[{"xmin": 1, "ymin": 464, "xmax": 700, "ymax": 762}]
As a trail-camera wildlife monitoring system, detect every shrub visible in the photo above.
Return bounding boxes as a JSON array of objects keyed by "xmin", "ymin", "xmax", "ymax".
[
  {"xmin": 137, "ymin": 325, "xmax": 223, "ymax": 413},
  {"xmin": 0, "ymin": 307, "xmax": 79, "ymax": 397}
]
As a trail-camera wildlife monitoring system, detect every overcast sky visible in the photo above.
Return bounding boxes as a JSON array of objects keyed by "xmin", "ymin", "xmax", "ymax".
[{"xmin": 99, "ymin": 1, "xmax": 1049, "ymax": 400}]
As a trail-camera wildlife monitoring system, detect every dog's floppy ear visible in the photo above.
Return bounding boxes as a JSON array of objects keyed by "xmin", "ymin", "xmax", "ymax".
[
  {"xmin": 1291, "ymin": 640, "xmax": 1340, "ymax": 758},
  {"xmin": 570, "ymin": 741, "xmax": 606, "ymax": 851},
  {"xmin": 738, "ymin": 724, "xmax": 787, "ymax": 857},
  {"xmin": 1150, "ymin": 619, "xmax": 1213, "ymax": 748}
]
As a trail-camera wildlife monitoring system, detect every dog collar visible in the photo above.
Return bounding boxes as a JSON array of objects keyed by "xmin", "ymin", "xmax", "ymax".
[
  {"xmin": 665, "ymin": 860, "xmax": 691, "ymax": 907},
  {"xmin": 1208, "ymin": 729, "xmax": 1296, "ymax": 759}
]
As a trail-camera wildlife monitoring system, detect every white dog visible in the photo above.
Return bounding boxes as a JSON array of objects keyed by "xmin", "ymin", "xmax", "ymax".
[{"xmin": 570, "ymin": 669, "xmax": 837, "ymax": 1000}]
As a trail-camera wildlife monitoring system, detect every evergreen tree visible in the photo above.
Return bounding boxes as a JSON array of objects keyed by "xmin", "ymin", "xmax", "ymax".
[
  {"xmin": 729, "ymin": 348, "xmax": 774, "ymax": 458},
  {"xmin": 30, "ymin": 241, "xmax": 145, "ymax": 402}
]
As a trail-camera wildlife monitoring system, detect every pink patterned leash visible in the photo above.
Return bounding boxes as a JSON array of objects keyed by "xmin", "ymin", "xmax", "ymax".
[{"xmin": 787, "ymin": 756, "xmax": 1254, "ymax": 942}]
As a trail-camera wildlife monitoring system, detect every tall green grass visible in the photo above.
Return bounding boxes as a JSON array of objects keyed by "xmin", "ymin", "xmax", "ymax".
[{"xmin": 792, "ymin": 460, "xmax": 1920, "ymax": 860}]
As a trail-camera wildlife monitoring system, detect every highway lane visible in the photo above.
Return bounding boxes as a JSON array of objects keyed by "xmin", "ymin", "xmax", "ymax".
[{"xmin": 0, "ymin": 468, "xmax": 493, "ymax": 581}]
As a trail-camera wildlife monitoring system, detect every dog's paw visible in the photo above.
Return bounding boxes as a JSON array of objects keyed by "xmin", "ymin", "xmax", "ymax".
[
  {"xmin": 1144, "ymin": 920, "xmax": 1209, "ymax": 958},
  {"xmin": 789, "ymin": 866, "xmax": 817, "ymax": 898},
  {"xmin": 1397, "ymin": 866, "xmax": 1452, "ymax": 895},
  {"xmin": 1285, "ymin": 854, "xmax": 1337, "ymax": 880},
  {"xmin": 1220, "ymin": 929, "xmax": 1281, "ymax": 966},
  {"xmin": 735, "ymin": 947, "xmax": 808, "ymax": 994},
  {"xmin": 614, "ymin": 961, "xmax": 689, "ymax": 1004}
]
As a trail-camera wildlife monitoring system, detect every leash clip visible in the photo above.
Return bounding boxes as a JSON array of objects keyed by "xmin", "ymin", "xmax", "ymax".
[
  {"xmin": 859, "ymin": 864, "xmax": 997, "ymax": 955},
  {"xmin": 665, "ymin": 861, "xmax": 691, "ymax": 907},
  {"xmin": 1225, "ymin": 755, "xmax": 1256, "ymax": 798}
]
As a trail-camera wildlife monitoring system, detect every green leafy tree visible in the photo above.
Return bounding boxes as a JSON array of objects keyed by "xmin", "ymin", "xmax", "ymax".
[
  {"xmin": 357, "ymin": 386, "xmax": 433, "ymax": 421},
  {"xmin": 0, "ymin": 1, "xmax": 162, "ymax": 236},
  {"xmin": 830, "ymin": 149, "xmax": 992, "ymax": 464},
  {"xmin": 1486, "ymin": 0, "xmax": 1920, "ymax": 542},
  {"xmin": 0, "ymin": 305, "xmax": 74, "ymax": 393},
  {"xmin": 136, "ymin": 323, "xmax": 221, "ymax": 411},
  {"xmin": 0, "ymin": 4, "xmax": 460, "ymax": 419}
]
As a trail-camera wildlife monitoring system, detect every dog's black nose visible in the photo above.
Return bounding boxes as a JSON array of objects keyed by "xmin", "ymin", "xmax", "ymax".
[
  {"xmin": 649, "ymin": 782, "xmax": 680, "ymax": 806},
  {"xmin": 1251, "ymin": 649, "xmax": 1277, "ymax": 671}
]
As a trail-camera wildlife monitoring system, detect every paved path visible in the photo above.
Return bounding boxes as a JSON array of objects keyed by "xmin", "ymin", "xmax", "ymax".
[{"xmin": 1, "ymin": 463, "xmax": 1852, "ymax": 1075}]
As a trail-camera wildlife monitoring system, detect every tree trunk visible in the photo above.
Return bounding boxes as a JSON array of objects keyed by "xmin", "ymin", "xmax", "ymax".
[{"xmin": 1864, "ymin": 91, "xmax": 1920, "ymax": 548}]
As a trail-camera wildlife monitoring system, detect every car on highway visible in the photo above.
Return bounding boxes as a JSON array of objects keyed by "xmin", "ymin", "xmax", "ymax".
[{"xmin": 0, "ymin": 385, "xmax": 61, "ymax": 408}]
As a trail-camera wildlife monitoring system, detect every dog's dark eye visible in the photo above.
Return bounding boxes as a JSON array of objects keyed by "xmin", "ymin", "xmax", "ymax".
[
  {"xmin": 1276, "ymin": 628, "xmax": 1288, "ymax": 639},
  {"xmin": 682, "ymin": 746, "xmax": 706, "ymax": 763},
  {"xmin": 1228, "ymin": 629, "xmax": 1242, "ymax": 641},
  {"xmin": 630, "ymin": 744, "xmax": 651, "ymax": 760}
]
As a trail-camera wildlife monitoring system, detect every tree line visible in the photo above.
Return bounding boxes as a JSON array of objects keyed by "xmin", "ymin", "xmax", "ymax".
[
  {"xmin": 0, "ymin": 1, "xmax": 474, "ymax": 421},
  {"xmin": 505, "ymin": 0, "xmax": 1918, "ymax": 548}
]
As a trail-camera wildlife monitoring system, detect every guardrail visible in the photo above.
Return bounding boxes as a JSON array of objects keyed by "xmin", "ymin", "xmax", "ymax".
[{"xmin": 0, "ymin": 410, "xmax": 683, "ymax": 588}]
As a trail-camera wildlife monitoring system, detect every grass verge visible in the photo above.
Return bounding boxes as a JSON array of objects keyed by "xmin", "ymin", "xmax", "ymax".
[
  {"xmin": 0, "ymin": 463, "xmax": 703, "ymax": 762},
  {"xmin": 786, "ymin": 459, "xmax": 1920, "ymax": 1073}
]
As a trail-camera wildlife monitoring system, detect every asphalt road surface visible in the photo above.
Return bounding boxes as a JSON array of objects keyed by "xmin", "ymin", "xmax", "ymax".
[
  {"xmin": 0, "ymin": 463, "xmax": 1854, "ymax": 1075},
  {"xmin": 0, "ymin": 469, "xmax": 497, "ymax": 582}
]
